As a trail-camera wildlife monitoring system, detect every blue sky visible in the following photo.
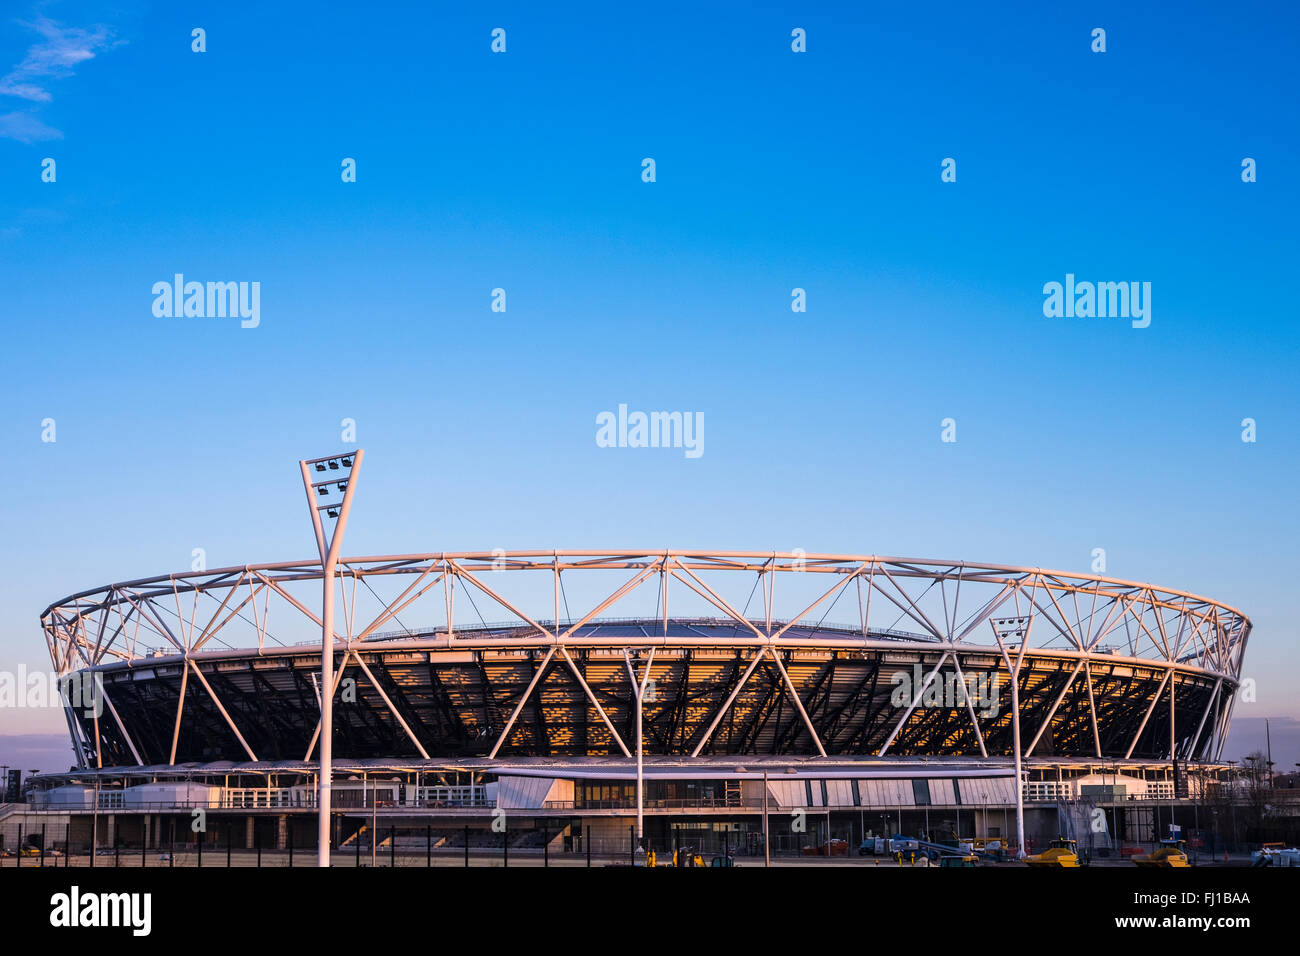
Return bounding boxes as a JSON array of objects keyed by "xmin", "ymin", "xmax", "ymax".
[{"xmin": 0, "ymin": 1, "xmax": 1297, "ymax": 769}]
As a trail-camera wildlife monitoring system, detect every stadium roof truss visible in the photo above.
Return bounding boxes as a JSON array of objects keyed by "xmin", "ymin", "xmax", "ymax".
[{"xmin": 40, "ymin": 552, "xmax": 1250, "ymax": 770}]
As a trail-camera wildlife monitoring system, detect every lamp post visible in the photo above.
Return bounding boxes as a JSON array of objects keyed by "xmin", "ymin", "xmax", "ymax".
[{"xmin": 299, "ymin": 450, "xmax": 363, "ymax": 867}]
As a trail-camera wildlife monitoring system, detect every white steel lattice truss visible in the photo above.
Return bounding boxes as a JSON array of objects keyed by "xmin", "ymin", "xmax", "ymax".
[{"xmin": 41, "ymin": 551, "xmax": 1250, "ymax": 770}]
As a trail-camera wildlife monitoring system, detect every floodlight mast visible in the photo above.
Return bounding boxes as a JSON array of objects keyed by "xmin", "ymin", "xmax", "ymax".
[
  {"xmin": 299, "ymin": 449, "xmax": 364, "ymax": 867},
  {"xmin": 624, "ymin": 647, "xmax": 654, "ymax": 856},
  {"xmin": 990, "ymin": 614, "xmax": 1031, "ymax": 861}
]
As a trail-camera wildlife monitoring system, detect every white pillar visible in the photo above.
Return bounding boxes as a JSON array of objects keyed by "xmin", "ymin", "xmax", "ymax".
[
  {"xmin": 635, "ymin": 684, "xmax": 643, "ymax": 844},
  {"xmin": 1011, "ymin": 682, "xmax": 1026, "ymax": 859},
  {"xmin": 319, "ymin": 569, "xmax": 334, "ymax": 866}
]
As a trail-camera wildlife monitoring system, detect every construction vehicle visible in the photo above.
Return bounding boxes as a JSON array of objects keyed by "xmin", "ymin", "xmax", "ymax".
[
  {"xmin": 1134, "ymin": 839, "xmax": 1189, "ymax": 868},
  {"xmin": 1025, "ymin": 838, "xmax": 1080, "ymax": 868},
  {"xmin": 888, "ymin": 833, "xmax": 919, "ymax": 853}
]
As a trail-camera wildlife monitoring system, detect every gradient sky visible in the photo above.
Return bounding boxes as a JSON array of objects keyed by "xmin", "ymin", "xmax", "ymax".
[{"xmin": 0, "ymin": 2, "xmax": 1297, "ymax": 770}]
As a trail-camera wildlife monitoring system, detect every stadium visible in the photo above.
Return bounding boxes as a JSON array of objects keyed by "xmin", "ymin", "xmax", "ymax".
[{"xmin": 22, "ymin": 537, "xmax": 1251, "ymax": 862}]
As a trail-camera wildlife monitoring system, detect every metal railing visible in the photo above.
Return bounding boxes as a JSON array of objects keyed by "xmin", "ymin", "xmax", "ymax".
[
  {"xmin": 28, "ymin": 797, "xmax": 495, "ymax": 813},
  {"xmin": 543, "ymin": 797, "xmax": 765, "ymax": 811}
]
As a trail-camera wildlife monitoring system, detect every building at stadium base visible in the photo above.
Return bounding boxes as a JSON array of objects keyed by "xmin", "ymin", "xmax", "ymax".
[{"xmin": 20, "ymin": 549, "xmax": 1251, "ymax": 858}]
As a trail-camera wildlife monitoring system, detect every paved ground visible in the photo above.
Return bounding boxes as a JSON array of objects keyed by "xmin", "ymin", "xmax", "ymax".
[{"xmin": 2, "ymin": 849, "xmax": 1262, "ymax": 868}]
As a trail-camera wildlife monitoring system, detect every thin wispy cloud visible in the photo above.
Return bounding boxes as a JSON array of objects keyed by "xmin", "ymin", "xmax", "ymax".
[
  {"xmin": 0, "ymin": 109, "xmax": 62, "ymax": 143},
  {"xmin": 0, "ymin": 14, "xmax": 117, "ymax": 141}
]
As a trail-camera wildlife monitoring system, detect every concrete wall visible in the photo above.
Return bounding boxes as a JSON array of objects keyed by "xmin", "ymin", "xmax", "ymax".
[{"xmin": 0, "ymin": 811, "xmax": 73, "ymax": 849}]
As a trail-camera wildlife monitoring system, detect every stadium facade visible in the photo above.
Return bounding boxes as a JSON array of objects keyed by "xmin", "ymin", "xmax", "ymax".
[{"xmin": 27, "ymin": 550, "xmax": 1251, "ymax": 857}]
